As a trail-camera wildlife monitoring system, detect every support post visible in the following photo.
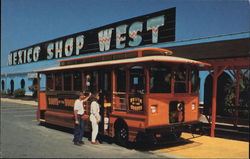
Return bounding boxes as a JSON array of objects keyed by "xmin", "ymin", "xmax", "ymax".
[
  {"xmin": 145, "ymin": 66, "xmax": 150, "ymax": 95},
  {"xmin": 52, "ymin": 73, "xmax": 55, "ymax": 90},
  {"xmin": 111, "ymin": 69, "xmax": 116, "ymax": 108},
  {"xmin": 37, "ymin": 73, "xmax": 41, "ymax": 121},
  {"xmin": 125, "ymin": 68, "xmax": 130, "ymax": 108},
  {"xmin": 81, "ymin": 72, "xmax": 85, "ymax": 91},
  {"xmin": 233, "ymin": 69, "xmax": 240, "ymax": 127},
  {"xmin": 61, "ymin": 73, "xmax": 64, "ymax": 91},
  {"xmin": 210, "ymin": 66, "xmax": 226, "ymax": 137}
]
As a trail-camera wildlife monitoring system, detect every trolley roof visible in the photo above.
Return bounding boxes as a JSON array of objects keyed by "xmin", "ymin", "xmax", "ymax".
[
  {"xmin": 59, "ymin": 47, "xmax": 173, "ymax": 63},
  {"xmin": 36, "ymin": 55, "xmax": 211, "ymax": 73}
]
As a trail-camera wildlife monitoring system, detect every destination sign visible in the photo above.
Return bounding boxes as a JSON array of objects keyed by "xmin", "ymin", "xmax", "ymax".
[
  {"xmin": 129, "ymin": 96, "xmax": 143, "ymax": 111},
  {"xmin": 47, "ymin": 94, "xmax": 78, "ymax": 111},
  {"xmin": 8, "ymin": 8, "xmax": 175, "ymax": 66}
]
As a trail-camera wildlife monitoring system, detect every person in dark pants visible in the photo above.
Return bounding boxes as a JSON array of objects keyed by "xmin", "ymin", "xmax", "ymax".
[{"xmin": 73, "ymin": 92, "xmax": 91, "ymax": 146}]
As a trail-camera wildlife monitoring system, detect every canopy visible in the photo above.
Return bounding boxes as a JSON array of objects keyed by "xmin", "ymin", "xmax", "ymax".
[{"xmin": 36, "ymin": 55, "xmax": 211, "ymax": 73}]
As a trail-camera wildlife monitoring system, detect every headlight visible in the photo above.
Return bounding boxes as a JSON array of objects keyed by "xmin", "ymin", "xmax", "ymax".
[
  {"xmin": 151, "ymin": 105, "xmax": 157, "ymax": 113},
  {"xmin": 177, "ymin": 103, "xmax": 183, "ymax": 111},
  {"xmin": 192, "ymin": 103, "xmax": 196, "ymax": 110}
]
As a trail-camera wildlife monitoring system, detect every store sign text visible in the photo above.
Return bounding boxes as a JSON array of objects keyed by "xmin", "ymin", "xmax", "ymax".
[{"xmin": 8, "ymin": 8, "xmax": 175, "ymax": 66}]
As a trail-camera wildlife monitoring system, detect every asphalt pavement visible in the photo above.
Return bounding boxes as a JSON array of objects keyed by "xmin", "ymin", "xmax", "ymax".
[
  {"xmin": 0, "ymin": 100, "xmax": 179, "ymax": 158},
  {"xmin": 1, "ymin": 98, "xmax": 249, "ymax": 158}
]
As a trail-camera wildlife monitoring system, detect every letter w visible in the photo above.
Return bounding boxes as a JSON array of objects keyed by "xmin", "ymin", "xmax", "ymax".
[{"xmin": 98, "ymin": 28, "xmax": 113, "ymax": 51}]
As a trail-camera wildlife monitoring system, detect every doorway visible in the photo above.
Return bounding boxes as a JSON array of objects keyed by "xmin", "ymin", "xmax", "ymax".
[
  {"xmin": 98, "ymin": 70, "xmax": 112, "ymax": 134},
  {"xmin": 10, "ymin": 80, "xmax": 14, "ymax": 94}
]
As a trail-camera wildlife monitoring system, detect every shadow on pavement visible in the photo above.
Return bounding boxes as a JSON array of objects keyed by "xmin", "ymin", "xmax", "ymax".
[
  {"xmin": 38, "ymin": 122, "xmax": 196, "ymax": 151},
  {"xmin": 127, "ymin": 135, "xmax": 196, "ymax": 152},
  {"xmin": 38, "ymin": 121, "xmax": 248, "ymax": 153},
  {"xmin": 39, "ymin": 122, "xmax": 74, "ymax": 134}
]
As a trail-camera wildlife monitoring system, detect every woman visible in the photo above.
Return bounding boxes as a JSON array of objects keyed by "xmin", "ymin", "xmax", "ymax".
[{"xmin": 90, "ymin": 92, "xmax": 101, "ymax": 144}]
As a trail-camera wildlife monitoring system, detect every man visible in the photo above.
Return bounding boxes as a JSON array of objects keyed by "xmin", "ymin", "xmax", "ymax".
[{"xmin": 73, "ymin": 92, "xmax": 91, "ymax": 146}]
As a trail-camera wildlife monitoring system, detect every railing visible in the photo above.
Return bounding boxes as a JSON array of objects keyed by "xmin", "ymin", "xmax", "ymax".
[
  {"xmin": 224, "ymin": 106, "xmax": 249, "ymax": 111},
  {"xmin": 113, "ymin": 92, "xmax": 127, "ymax": 111}
]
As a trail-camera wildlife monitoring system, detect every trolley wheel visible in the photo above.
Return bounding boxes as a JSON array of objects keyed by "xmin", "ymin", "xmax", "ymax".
[{"xmin": 115, "ymin": 124, "xmax": 128, "ymax": 147}]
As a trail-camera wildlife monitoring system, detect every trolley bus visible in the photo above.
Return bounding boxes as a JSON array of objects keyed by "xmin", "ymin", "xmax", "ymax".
[{"xmin": 36, "ymin": 48, "xmax": 210, "ymax": 145}]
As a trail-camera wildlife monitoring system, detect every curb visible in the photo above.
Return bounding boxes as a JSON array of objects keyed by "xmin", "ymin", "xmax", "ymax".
[{"xmin": 1, "ymin": 98, "xmax": 38, "ymax": 106}]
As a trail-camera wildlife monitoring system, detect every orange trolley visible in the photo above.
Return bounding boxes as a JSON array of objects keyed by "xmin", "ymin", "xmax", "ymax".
[{"xmin": 36, "ymin": 48, "xmax": 210, "ymax": 145}]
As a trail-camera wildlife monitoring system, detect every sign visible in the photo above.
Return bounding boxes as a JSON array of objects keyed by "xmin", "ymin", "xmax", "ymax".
[
  {"xmin": 47, "ymin": 94, "xmax": 78, "ymax": 110},
  {"xmin": 27, "ymin": 73, "xmax": 42, "ymax": 78},
  {"xmin": 129, "ymin": 96, "xmax": 143, "ymax": 111},
  {"xmin": 8, "ymin": 8, "xmax": 175, "ymax": 66},
  {"xmin": 27, "ymin": 73, "xmax": 38, "ymax": 78}
]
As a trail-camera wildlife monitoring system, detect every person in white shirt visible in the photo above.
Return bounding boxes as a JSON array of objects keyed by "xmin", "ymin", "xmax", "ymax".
[
  {"xmin": 73, "ymin": 92, "xmax": 91, "ymax": 146},
  {"xmin": 90, "ymin": 92, "xmax": 101, "ymax": 144}
]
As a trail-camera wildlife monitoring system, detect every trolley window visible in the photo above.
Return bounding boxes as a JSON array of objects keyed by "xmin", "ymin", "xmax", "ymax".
[
  {"xmin": 174, "ymin": 65, "xmax": 188, "ymax": 93},
  {"xmin": 128, "ymin": 65, "xmax": 145, "ymax": 112},
  {"xmin": 114, "ymin": 68, "xmax": 127, "ymax": 111},
  {"xmin": 73, "ymin": 72, "xmax": 82, "ymax": 91},
  {"xmin": 55, "ymin": 73, "xmax": 62, "ymax": 90},
  {"xmin": 102, "ymin": 72, "xmax": 111, "ymax": 92},
  {"xmin": 46, "ymin": 73, "xmax": 53, "ymax": 91},
  {"xmin": 116, "ymin": 68, "xmax": 126, "ymax": 92},
  {"xmin": 85, "ymin": 72, "xmax": 97, "ymax": 93},
  {"xmin": 191, "ymin": 69, "xmax": 199, "ymax": 93},
  {"xmin": 150, "ymin": 66, "xmax": 171, "ymax": 93},
  {"xmin": 64, "ymin": 73, "xmax": 72, "ymax": 91},
  {"xmin": 129, "ymin": 66, "xmax": 145, "ymax": 94}
]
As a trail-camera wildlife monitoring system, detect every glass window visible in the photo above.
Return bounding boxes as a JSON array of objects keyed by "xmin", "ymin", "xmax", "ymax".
[
  {"xmin": 73, "ymin": 72, "xmax": 82, "ymax": 91},
  {"xmin": 150, "ymin": 66, "xmax": 171, "ymax": 93},
  {"xmin": 130, "ymin": 66, "xmax": 145, "ymax": 94},
  {"xmin": 102, "ymin": 72, "xmax": 111, "ymax": 92},
  {"xmin": 46, "ymin": 73, "xmax": 54, "ymax": 90},
  {"xmin": 64, "ymin": 73, "xmax": 72, "ymax": 91},
  {"xmin": 174, "ymin": 65, "xmax": 187, "ymax": 93},
  {"xmin": 114, "ymin": 68, "xmax": 127, "ymax": 111},
  {"xmin": 85, "ymin": 72, "xmax": 97, "ymax": 93},
  {"xmin": 116, "ymin": 68, "xmax": 126, "ymax": 92},
  {"xmin": 191, "ymin": 69, "xmax": 199, "ymax": 93},
  {"xmin": 55, "ymin": 73, "xmax": 62, "ymax": 90}
]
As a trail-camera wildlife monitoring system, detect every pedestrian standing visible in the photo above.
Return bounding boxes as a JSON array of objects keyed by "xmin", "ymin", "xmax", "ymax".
[
  {"xmin": 90, "ymin": 92, "xmax": 101, "ymax": 144},
  {"xmin": 73, "ymin": 92, "xmax": 91, "ymax": 146}
]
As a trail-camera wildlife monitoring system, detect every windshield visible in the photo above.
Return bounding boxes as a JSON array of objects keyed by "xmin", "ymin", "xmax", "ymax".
[
  {"xmin": 150, "ymin": 65, "xmax": 172, "ymax": 93},
  {"xmin": 174, "ymin": 65, "xmax": 188, "ymax": 93}
]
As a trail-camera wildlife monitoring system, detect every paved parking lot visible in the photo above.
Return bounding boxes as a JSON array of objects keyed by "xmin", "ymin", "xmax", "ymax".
[
  {"xmin": 1, "ymin": 98, "xmax": 249, "ymax": 158},
  {"xmin": 0, "ymin": 101, "xmax": 177, "ymax": 158}
]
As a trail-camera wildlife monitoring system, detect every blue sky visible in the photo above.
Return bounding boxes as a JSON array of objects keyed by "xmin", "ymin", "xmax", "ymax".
[{"xmin": 1, "ymin": 0, "xmax": 250, "ymax": 68}]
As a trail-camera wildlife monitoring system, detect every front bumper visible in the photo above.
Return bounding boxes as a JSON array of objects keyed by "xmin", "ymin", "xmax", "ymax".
[{"xmin": 136, "ymin": 121, "xmax": 202, "ymax": 144}]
